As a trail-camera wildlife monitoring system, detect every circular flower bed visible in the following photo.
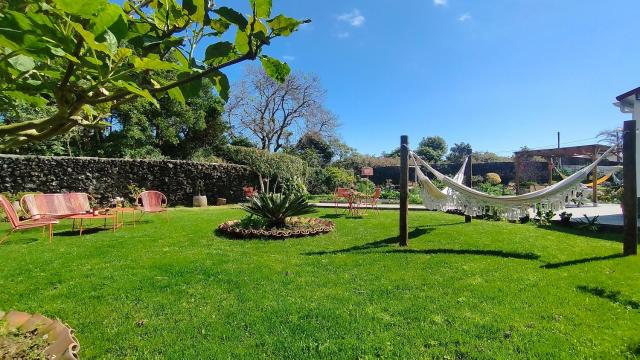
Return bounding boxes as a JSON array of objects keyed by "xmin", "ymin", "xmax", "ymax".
[
  {"xmin": 0, "ymin": 310, "xmax": 79, "ymax": 359},
  {"xmin": 218, "ymin": 217, "xmax": 335, "ymax": 239}
]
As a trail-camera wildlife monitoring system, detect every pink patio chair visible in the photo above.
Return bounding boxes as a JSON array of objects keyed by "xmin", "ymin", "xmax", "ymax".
[
  {"xmin": 333, "ymin": 187, "xmax": 353, "ymax": 213},
  {"xmin": 136, "ymin": 191, "xmax": 168, "ymax": 221},
  {"xmin": 359, "ymin": 187, "xmax": 382, "ymax": 214},
  {"xmin": 0, "ymin": 195, "xmax": 58, "ymax": 244}
]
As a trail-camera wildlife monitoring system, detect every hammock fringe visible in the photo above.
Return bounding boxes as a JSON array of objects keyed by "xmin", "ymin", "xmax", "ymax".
[{"xmin": 411, "ymin": 145, "xmax": 616, "ymax": 221}]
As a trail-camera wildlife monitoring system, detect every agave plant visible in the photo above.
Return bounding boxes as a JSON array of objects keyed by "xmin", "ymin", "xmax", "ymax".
[{"xmin": 241, "ymin": 192, "xmax": 316, "ymax": 228}]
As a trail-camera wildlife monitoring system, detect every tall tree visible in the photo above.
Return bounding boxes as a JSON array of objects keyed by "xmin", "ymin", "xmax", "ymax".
[
  {"xmin": 446, "ymin": 142, "xmax": 472, "ymax": 163},
  {"xmin": 225, "ymin": 66, "xmax": 337, "ymax": 152},
  {"xmin": 293, "ymin": 131, "xmax": 334, "ymax": 167},
  {"xmin": 105, "ymin": 79, "xmax": 228, "ymax": 159},
  {"xmin": 416, "ymin": 136, "xmax": 447, "ymax": 163},
  {"xmin": 0, "ymin": 0, "xmax": 308, "ymax": 150}
]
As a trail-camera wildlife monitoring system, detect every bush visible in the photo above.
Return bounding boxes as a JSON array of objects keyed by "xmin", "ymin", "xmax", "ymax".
[
  {"xmin": 305, "ymin": 167, "xmax": 354, "ymax": 195},
  {"xmin": 216, "ymin": 146, "xmax": 308, "ymax": 194},
  {"xmin": 477, "ymin": 182, "xmax": 513, "ymax": 196},
  {"xmin": 356, "ymin": 178, "xmax": 375, "ymax": 194},
  {"xmin": 485, "ymin": 173, "xmax": 502, "ymax": 185},
  {"xmin": 380, "ymin": 187, "xmax": 400, "ymax": 200}
]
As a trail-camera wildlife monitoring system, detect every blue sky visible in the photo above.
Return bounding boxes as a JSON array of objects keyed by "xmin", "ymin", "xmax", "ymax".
[{"xmin": 220, "ymin": 0, "xmax": 640, "ymax": 156}]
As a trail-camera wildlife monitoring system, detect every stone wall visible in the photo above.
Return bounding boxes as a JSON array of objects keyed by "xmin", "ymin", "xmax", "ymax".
[
  {"xmin": 371, "ymin": 161, "xmax": 549, "ymax": 186},
  {"xmin": 0, "ymin": 155, "xmax": 259, "ymax": 206}
]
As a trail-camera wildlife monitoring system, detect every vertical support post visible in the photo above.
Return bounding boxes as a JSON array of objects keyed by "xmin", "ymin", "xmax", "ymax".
[
  {"xmin": 547, "ymin": 157, "xmax": 554, "ymax": 185},
  {"xmin": 515, "ymin": 156, "xmax": 521, "ymax": 195},
  {"xmin": 592, "ymin": 149, "xmax": 598, "ymax": 206},
  {"xmin": 399, "ymin": 135, "xmax": 409, "ymax": 247},
  {"xmin": 623, "ymin": 120, "xmax": 637, "ymax": 255},
  {"xmin": 464, "ymin": 155, "xmax": 473, "ymax": 223}
]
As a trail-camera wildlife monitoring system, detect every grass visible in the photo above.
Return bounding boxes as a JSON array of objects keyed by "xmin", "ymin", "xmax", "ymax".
[{"xmin": 0, "ymin": 207, "xmax": 639, "ymax": 359}]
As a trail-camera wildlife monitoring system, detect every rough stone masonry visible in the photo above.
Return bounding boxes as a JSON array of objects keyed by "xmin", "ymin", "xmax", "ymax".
[{"xmin": 0, "ymin": 155, "xmax": 259, "ymax": 206}]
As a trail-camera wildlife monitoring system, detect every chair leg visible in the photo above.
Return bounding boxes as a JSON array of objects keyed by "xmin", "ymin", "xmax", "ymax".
[
  {"xmin": 0, "ymin": 229, "xmax": 13, "ymax": 244},
  {"xmin": 79, "ymin": 218, "xmax": 83, "ymax": 236},
  {"xmin": 72, "ymin": 219, "xmax": 76, "ymax": 231},
  {"xmin": 49, "ymin": 224, "xmax": 53, "ymax": 243}
]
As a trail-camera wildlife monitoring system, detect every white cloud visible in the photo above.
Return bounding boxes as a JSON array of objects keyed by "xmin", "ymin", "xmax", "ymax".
[
  {"xmin": 336, "ymin": 32, "xmax": 351, "ymax": 39},
  {"xmin": 282, "ymin": 55, "xmax": 296, "ymax": 61},
  {"xmin": 337, "ymin": 9, "xmax": 365, "ymax": 27},
  {"xmin": 433, "ymin": 0, "xmax": 447, "ymax": 6},
  {"xmin": 458, "ymin": 13, "xmax": 472, "ymax": 22}
]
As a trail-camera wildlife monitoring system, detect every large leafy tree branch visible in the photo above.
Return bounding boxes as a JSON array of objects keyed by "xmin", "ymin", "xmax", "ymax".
[{"xmin": 0, "ymin": 0, "xmax": 309, "ymax": 150}]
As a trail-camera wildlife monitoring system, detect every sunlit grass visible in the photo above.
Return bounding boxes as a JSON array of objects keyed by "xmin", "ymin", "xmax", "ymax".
[{"xmin": 0, "ymin": 207, "xmax": 638, "ymax": 358}]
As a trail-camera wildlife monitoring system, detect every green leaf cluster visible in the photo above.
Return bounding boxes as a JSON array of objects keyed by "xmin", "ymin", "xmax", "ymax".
[{"xmin": 0, "ymin": 0, "xmax": 309, "ymax": 150}]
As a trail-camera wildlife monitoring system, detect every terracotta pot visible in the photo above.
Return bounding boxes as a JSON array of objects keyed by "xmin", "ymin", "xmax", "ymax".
[{"xmin": 1, "ymin": 310, "xmax": 80, "ymax": 360}]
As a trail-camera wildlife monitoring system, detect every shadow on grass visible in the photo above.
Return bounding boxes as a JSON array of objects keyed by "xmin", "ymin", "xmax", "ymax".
[
  {"xmin": 386, "ymin": 248, "xmax": 540, "ymax": 260},
  {"xmin": 627, "ymin": 343, "xmax": 640, "ymax": 356},
  {"xmin": 577, "ymin": 285, "xmax": 640, "ymax": 310},
  {"xmin": 0, "ymin": 236, "xmax": 40, "ymax": 246},
  {"xmin": 535, "ymin": 223, "xmax": 625, "ymax": 243},
  {"xmin": 55, "ymin": 228, "xmax": 110, "ymax": 237},
  {"xmin": 303, "ymin": 226, "xmax": 432, "ymax": 255},
  {"xmin": 319, "ymin": 214, "xmax": 344, "ymax": 219},
  {"xmin": 541, "ymin": 253, "xmax": 626, "ymax": 269}
]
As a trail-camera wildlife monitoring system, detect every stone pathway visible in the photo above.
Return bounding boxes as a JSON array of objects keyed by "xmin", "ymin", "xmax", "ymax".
[{"xmin": 311, "ymin": 202, "xmax": 631, "ymax": 227}]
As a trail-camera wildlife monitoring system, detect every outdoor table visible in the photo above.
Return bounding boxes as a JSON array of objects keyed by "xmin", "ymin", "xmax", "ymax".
[
  {"xmin": 113, "ymin": 207, "xmax": 139, "ymax": 228},
  {"xmin": 346, "ymin": 190, "xmax": 365, "ymax": 216}
]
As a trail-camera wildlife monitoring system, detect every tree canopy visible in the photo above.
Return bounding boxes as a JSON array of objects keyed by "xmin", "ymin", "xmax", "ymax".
[
  {"xmin": 0, "ymin": 0, "xmax": 308, "ymax": 150},
  {"xmin": 416, "ymin": 136, "xmax": 447, "ymax": 163},
  {"xmin": 446, "ymin": 142, "xmax": 472, "ymax": 163}
]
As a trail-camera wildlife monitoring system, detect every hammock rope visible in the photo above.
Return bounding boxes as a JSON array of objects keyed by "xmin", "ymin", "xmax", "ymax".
[{"xmin": 411, "ymin": 145, "xmax": 617, "ymax": 220}]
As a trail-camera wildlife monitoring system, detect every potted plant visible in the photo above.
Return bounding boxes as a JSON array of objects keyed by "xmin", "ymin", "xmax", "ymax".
[{"xmin": 192, "ymin": 180, "xmax": 207, "ymax": 207}]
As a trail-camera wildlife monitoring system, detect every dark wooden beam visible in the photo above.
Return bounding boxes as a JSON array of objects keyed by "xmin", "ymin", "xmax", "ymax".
[
  {"xmin": 399, "ymin": 135, "xmax": 409, "ymax": 247},
  {"xmin": 547, "ymin": 157, "xmax": 554, "ymax": 185},
  {"xmin": 515, "ymin": 156, "xmax": 521, "ymax": 195},
  {"xmin": 592, "ymin": 150, "xmax": 598, "ymax": 205},
  {"xmin": 623, "ymin": 120, "xmax": 637, "ymax": 255},
  {"xmin": 465, "ymin": 155, "xmax": 472, "ymax": 223}
]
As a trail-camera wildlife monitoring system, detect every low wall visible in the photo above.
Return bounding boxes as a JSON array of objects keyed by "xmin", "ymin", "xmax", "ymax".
[
  {"xmin": 0, "ymin": 155, "xmax": 259, "ymax": 206},
  {"xmin": 371, "ymin": 161, "xmax": 549, "ymax": 185}
]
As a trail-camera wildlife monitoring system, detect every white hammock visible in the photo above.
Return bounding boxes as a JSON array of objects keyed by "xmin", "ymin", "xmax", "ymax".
[
  {"xmin": 411, "ymin": 145, "xmax": 616, "ymax": 220},
  {"xmin": 412, "ymin": 156, "xmax": 467, "ymax": 211}
]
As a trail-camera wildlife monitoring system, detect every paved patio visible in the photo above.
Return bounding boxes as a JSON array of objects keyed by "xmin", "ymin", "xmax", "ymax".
[{"xmin": 311, "ymin": 202, "xmax": 631, "ymax": 227}]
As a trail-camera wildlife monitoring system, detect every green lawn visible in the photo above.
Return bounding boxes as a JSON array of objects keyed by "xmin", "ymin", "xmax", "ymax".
[{"xmin": 0, "ymin": 207, "xmax": 638, "ymax": 359}]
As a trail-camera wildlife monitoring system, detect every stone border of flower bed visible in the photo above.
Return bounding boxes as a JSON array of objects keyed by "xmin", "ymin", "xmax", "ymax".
[
  {"xmin": 1, "ymin": 310, "xmax": 80, "ymax": 359},
  {"xmin": 218, "ymin": 217, "xmax": 335, "ymax": 239}
]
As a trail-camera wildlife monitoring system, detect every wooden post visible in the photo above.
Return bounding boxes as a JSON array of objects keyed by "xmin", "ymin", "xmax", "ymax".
[
  {"xmin": 547, "ymin": 157, "xmax": 554, "ymax": 185},
  {"xmin": 592, "ymin": 149, "xmax": 598, "ymax": 206},
  {"xmin": 623, "ymin": 120, "xmax": 637, "ymax": 255},
  {"xmin": 465, "ymin": 155, "xmax": 472, "ymax": 223},
  {"xmin": 399, "ymin": 135, "xmax": 409, "ymax": 247},
  {"xmin": 515, "ymin": 156, "xmax": 521, "ymax": 195}
]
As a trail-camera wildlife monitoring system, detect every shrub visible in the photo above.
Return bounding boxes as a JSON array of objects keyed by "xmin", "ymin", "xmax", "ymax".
[
  {"xmin": 305, "ymin": 167, "xmax": 354, "ymax": 195},
  {"xmin": 241, "ymin": 192, "xmax": 316, "ymax": 228},
  {"xmin": 485, "ymin": 173, "xmax": 502, "ymax": 185},
  {"xmin": 380, "ymin": 187, "xmax": 400, "ymax": 200},
  {"xmin": 559, "ymin": 212, "xmax": 573, "ymax": 226},
  {"xmin": 356, "ymin": 178, "xmax": 375, "ymax": 194},
  {"xmin": 216, "ymin": 146, "xmax": 308, "ymax": 194}
]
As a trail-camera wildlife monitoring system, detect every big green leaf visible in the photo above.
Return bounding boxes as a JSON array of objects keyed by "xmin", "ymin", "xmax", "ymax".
[
  {"xmin": 183, "ymin": 0, "xmax": 207, "ymax": 24},
  {"xmin": 90, "ymin": 3, "xmax": 126, "ymax": 37},
  {"xmin": 70, "ymin": 22, "xmax": 110, "ymax": 54},
  {"xmin": 167, "ymin": 86, "xmax": 186, "ymax": 105},
  {"xmin": 53, "ymin": 0, "xmax": 108, "ymax": 18},
  {"xmin": 250, "ymin": 0, "xmax": 272, "ymax": 18},
  {"xmin": 268, "ymin": 15, "xmax": 304, "ymax": 36},
  {"xmin": 3, "ymin": 91, "xmax": 48, "ymax": 107},
  {"xmin": 133, "ymin": 57, "xmax": 183, "ymax": 71},
  {"xmin": 8, "ymin": 55, "xmax": 35, "ymax": 72},
  {"xmin": 235, "ymin": 31, "xmax": 250, "ymax": 54},
  {"xmin": 210, "ymin": 69, "xmax": 230, "ymax": 101},
  {"xmin": 204, "ymin": 42, "xmax": 236, "ymax": 66},
  {"xmin": 214, "ymin": 7, "xmax": 248, "ymax": 31},
  {"xmin": 112, "ymin": 80, "xmax": 159, "ymax": 108},
  {"xmin": 260, "ymin": 55, "xmax": 290, "ymax": 83}
]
